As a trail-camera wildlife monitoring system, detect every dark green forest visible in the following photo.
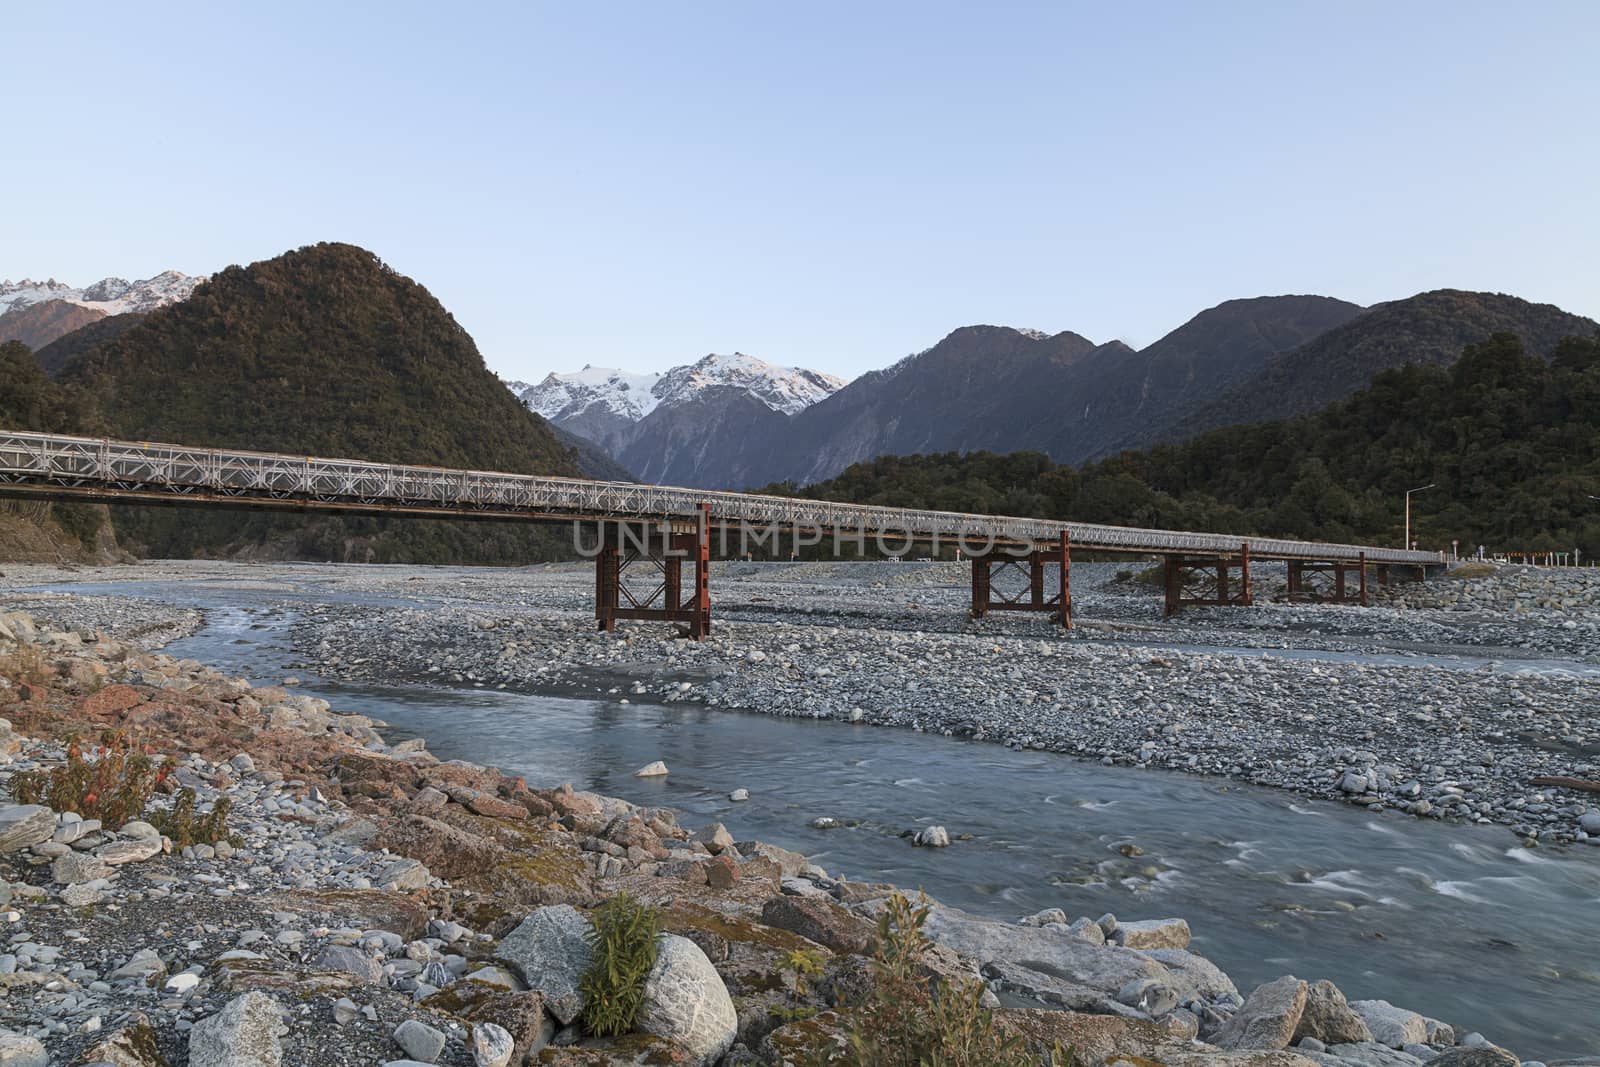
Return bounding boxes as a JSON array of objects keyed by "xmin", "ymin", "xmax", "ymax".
[
  {"xmin": 6, "ymin": 243, "xmax": 588, "ymax": 563},
  {"xmin": 770, "ymin": 333, "xmax": 1600, "ymax": 559}
]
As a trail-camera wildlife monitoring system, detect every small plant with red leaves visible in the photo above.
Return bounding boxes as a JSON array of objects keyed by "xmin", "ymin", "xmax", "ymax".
[{"xmin": 12, "ymin": 730, "xmax": 174, "ymax": 829}]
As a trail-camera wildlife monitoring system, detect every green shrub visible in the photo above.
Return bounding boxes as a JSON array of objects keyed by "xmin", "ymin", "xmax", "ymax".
[
  {"xmin": 811, "ymin": 892, "xmax": 1073, "ymax": 1067},
  {"xmin": 579, "ymin": 892, "xmax": 662, "ymax": 1037},
  {"xmin": 149, "ymin": 787, "xmax": 236, "ymax": 848},
  {"xmin": 770, "ymin": 947, "xmax": 826, "ymax": 1024}
]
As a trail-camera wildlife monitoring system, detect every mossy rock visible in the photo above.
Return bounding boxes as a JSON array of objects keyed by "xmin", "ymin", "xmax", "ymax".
[
  {"xmin": 759, "ymin": 1010, "xmax": 847, "ymax": 1064},
  {"xmin": 660, "ymin": 902, "xmax": 827, "ymax": 956},
  {"xmin": 534, "ymin": 1031, "xmax": 695, "ymax": 1065},
  {"xmin": 82, "ymin": 1020, "xmax": 170, "ymax": 1067}
]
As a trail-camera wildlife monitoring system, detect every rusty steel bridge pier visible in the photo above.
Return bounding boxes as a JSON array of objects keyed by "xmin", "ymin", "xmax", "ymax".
[
  {"xmin": 0, "ymin": 430, "xmax": 1448, "ymax": 639},
  {"xmin": 593, "ymin": 503, "xmax": 712, "ymax": 639},
  {"xmin": 970, "ymin": 530, "xmax": 1072, "ymax": 627},
  {"xmin": 1284, "ymin": 554, "xmax": 1370, "ymax": 606}
]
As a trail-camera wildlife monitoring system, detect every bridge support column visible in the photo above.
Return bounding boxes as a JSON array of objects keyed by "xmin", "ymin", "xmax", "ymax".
[
  {"xmin": 1283, "ymin": 553, "xmax": 1368, "ymax": 605},
  {"xmin": 1163, "ymin": 542, "xmax": 1252, "ymax": 616},
  {"xmin": 970, "ymin": 531, "xmax": 1072, "ymax": 627},
  {"xmin": 594, "ymin": 502, "xmax": 712, "ymax": 639}
]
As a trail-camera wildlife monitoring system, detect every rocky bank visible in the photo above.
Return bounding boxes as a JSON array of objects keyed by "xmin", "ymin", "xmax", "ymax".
[{"xmin": 2, "ymin": 598, "xmax": 1590, "ymax": 1066}]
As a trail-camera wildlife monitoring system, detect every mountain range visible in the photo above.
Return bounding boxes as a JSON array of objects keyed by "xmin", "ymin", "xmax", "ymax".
[
  {"xmin": 522, "ymin": 291, "xmax": 1597, "ymax": 490},
  {"xmin": 0, "ymin": 272, "xmax": 203, "ymax": 350},
  {"xmin": 511, "ymin": 353, "xmax": 847, "ymax": 485},
  {"xmin": 4, "ymin": 240, "xmax": 1596, "ymax": 566}
]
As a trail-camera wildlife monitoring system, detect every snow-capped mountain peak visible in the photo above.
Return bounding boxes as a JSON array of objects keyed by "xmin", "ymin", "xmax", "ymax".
[
  {"xmin": 0, "ymin": 271, "xmax": 205, "ymax": 317},
  {"xmin": 653, "ymin": 353, "xmax": 846, "ymax": 417},
  {"xmin": 520, "ymin": 366, "xmax": 665, "ymax": 422},
  {"xmin": 516, "ymin": 352, "xmax": 846, "ymax": 425}
]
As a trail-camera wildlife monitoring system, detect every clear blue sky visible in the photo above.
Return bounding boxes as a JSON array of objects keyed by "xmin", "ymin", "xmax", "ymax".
[{"xmin": 6, "ymin": 2, "xmax": 1597, "ymax": 381}]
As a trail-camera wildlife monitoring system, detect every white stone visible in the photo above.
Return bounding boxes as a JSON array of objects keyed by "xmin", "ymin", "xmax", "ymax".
[
  {"xmin": 637, "ymin": 934, "xmax": 737, "ymax": 1067},
  {"xmin": 634, "ymin": 760, "xmax": 669, "ymax": 777},
  {"xmin": 471, "ymin": 1022, "xmax": 514, "ymax": 1067}
]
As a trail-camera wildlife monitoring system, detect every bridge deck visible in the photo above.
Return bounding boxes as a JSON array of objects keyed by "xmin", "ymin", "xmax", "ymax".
[{"xmin": 0, "ymin": 430, "xmax": 1441, "ymax": 565}]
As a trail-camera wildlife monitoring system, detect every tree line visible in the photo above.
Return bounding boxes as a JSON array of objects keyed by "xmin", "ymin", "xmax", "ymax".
[{"xmin": 767, "ymin": 333, "xmax": 1600, "ymax": 559}]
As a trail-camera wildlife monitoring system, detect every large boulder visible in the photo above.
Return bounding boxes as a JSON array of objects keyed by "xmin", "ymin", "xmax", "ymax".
[
  {"xmin": 1214, "ymin": 976, "xmax": 1309, "ymax": 1051},
  {"xmin": 980, "ymin": 960, "xmax": 1146, "ymax": 1017},
  {"xmin": 189, "ymin": 992, "xmax": 286, "ymax": 1067},
  {"xmin": 761, "ymin": 896, "xmax": 871, "ymax": 955},
  {"xmin": 1293, "ymin": 981, "xmax": 1375, "ymax": 1045},
  {"xmin": 1143, "ymin": 948, "xmax": 1240, "ymax": 1001},
  {"xmin": 996, "ymin": 1008, "xmax": 1207, "ymax": 1065},
  {"xmin": 1350, "ymin": 1001, "xmax": 1429, "ymax": 1048},
  {"xmin": 902, "ymin": 901, "xmax": 1171, "ymax": 994},
  {"xmin": 637, "ymin": 934, "xmax": 737, "ymax": 1067},
  {"xmin": 0, "ymin": 805, "xmax": 54, "ymax": 854},
  {"xmin": 1316, "ymin": 1041, "xmax": 1428, "ymax": 1067},
  {"xmin": 494, "ymin": 905, "xmax": 593, "ymax": 1025}
]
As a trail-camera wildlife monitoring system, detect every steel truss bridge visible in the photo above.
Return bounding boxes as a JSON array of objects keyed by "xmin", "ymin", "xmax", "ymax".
[{"xmin": 0, "ymin": 430, "xmax": 1445, "ymax": 635}]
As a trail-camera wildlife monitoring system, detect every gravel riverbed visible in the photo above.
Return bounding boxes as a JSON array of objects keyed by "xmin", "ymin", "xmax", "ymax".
[
  {"xmin": 5, "ymin": 559, "xmax": 1600, "ymax": 848},
  {"xmin": 5, "ymin": 567, "xmax": 1599, "ymax": 1066}
]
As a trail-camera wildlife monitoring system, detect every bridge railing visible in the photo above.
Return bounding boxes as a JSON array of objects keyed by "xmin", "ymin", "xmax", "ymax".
[{"xmin": 0, "ymin": 430, "xmax": 1444, "ymax": 566}]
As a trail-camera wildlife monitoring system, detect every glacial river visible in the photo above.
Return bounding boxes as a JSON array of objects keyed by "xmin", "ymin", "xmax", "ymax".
[{"xmin": 35, "ymin": 581, "xmax": 1600, "ymax": 1057}]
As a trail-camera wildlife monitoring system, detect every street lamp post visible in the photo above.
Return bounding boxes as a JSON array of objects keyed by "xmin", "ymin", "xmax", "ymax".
[{"xmin": 1404, "ymin": 483, "xmax": 1436, "ymax": 550}]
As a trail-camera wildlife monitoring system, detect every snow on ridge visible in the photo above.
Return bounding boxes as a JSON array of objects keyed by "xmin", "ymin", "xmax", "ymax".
[
  {"xmin": 0, "ymin": 271, "xmax": 205, "ymax": 317},
  {"xmin": 654, "ymin": 352, "xmax": 847, "ymax": 416},
  {"xmin": 518, "ymin": 352, "xmax": 846, "ymax": 424},
  {"xmin": 519, "ymin": 365, "xmax": 664, "ymax": 422}
]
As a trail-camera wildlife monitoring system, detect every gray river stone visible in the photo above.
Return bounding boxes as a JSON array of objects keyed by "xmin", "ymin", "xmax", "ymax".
[
  {"xmin": 392, "ymin": 1019, "xmax": 445, "ymax": 1063},
  {"xmin": 1214, "ymin": 975, "xmax": 1308, "ymax": 1050},
  {"xmin": 494, "ymin": 905, "xmax": 593, "ymax": 1025},
  {"xmin": 189, "ymin": 992, "xmax": 286, "ymax": 1067},
  {"xmin": 0, "ymin": 805, "xmax": 54, "ymax": 854},
  {"xmin": 314, "ymin": 945, "xmax": 383, "ymax": 983},
  {"xmin": 1430, "ymin": 1049, "xmax": 1521, "ymax": 1067},
  {"xmin": 898, "ymin": 900, "xmax": 1171, "ymax": 993},
  {"xmin": 636, "ymin": 934, "xmax": 737, "ymax": 1067},
  {"xmin": 95, "ymin": 837, "xmax": 163, "ymax": 865},
  {"xmin": 979, "ymin": 960, "xmax": 1144, "ymax": 1017},
  {"xmin": 1295, "ymin": 980, "xmax": 1376, "ymax": 1045},
  {"xmin": 0, "ymin": 1034, "xmax": 49, "ymax": 1067},
  {"xmin": 1352, "ymin": 1000, "xmax": 1430, "ymax": 1048}
]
